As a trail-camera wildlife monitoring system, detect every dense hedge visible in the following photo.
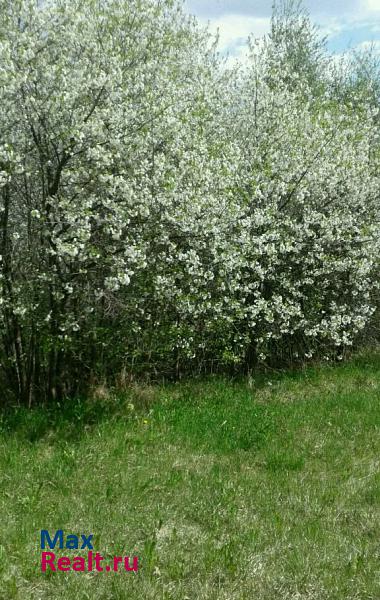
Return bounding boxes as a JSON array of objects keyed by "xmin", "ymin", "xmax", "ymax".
[{"xmin": 0, "ymin": 0, "xmax": 379, "ymax": 403}]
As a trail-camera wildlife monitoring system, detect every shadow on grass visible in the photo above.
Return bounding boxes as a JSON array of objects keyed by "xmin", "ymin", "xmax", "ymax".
[
  {"xmin": 0, "ymin": 347, "xmax": 378, "ymax": 446},
  {"xmin": 0, "ymin": 395, "xmax": 132, "ymax": 444}
]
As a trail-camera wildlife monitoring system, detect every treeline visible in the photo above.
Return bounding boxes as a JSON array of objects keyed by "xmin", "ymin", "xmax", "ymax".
[{"xmin": 0, "ymin": 0, "xmax": 379, "ymax": 404}]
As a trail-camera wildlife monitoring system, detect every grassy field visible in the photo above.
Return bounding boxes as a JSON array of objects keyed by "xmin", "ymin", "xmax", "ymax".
[{"xmin": 0, "ymin": 353, "xmax": 379, "ymax": 599}]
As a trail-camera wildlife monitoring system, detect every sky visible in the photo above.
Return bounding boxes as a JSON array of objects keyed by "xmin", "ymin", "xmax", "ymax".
[{"xmin": 185, "ymin": 0, "xmax": 380, "ymax": 63}]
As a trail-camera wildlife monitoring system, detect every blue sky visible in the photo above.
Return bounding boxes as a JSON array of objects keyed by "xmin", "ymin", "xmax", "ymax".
[{"xmin": 185, "ymin": 0, "xmax": 380, "ymax": 62}]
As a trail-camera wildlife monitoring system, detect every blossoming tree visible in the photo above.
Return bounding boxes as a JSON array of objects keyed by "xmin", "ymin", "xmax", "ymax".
[{"xmin": 0, "ymin": 0, "xmax": 378, "ymax": 404}]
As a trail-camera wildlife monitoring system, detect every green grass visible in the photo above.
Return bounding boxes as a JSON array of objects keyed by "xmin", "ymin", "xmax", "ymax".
[{"xmin": 0, "ymin": 352, "xmax": 379, "ymax": 599}]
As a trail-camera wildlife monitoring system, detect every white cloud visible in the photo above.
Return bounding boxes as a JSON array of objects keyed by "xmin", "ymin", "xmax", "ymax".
[
  {"xmin": 204, "ymin": 13, "xmax": 270, "ymax": 63},
  {"xmin": 318, "ymin": 19, "xmax": 347, "ymax": 39},
  {"xmin": 207, "ymin": 14, "xmax": 270, "ymax": 50},
  {"xmin": 189, "ymin": 1, "xmax": 380, "ymax": 63},
  {"xmin": 355, "ymin": 39, "xmax": 380, "ymax": 51},
  {"xmin": 362, "ymin": 0, "xmax": 380, "ymax": 11}
]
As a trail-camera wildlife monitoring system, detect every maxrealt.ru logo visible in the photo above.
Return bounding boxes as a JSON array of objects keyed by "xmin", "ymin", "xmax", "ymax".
[{"xmin": 40, "ymin": 530, "xmax": 139, "ymax": 573}]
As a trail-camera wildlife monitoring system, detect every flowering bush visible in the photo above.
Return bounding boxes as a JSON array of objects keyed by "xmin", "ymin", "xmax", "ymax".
[{"xmin": 0, "ymin": 0, "xmax": 379, "ymax": 403}]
